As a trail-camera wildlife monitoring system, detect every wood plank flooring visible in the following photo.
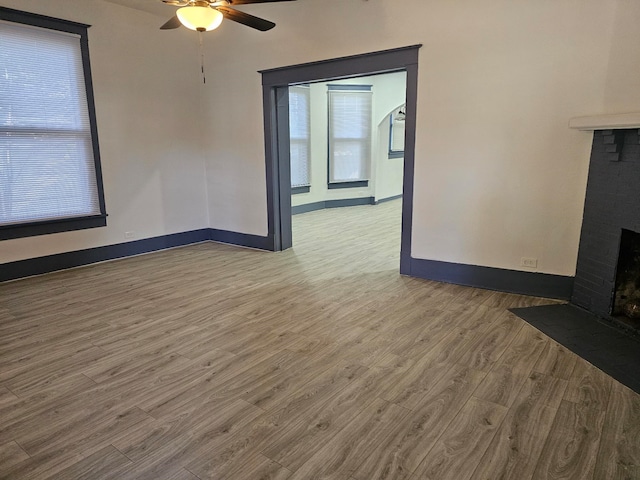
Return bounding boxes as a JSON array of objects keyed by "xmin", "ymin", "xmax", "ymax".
[{"xmin": 1, "ymin": 200, "xmax": 639, "ymax": 479}]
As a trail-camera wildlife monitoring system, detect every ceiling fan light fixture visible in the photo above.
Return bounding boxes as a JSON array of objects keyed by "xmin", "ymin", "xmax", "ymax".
[{"xmin": 177, "ymin": 6, "xmax": 223, "ymax": 32}]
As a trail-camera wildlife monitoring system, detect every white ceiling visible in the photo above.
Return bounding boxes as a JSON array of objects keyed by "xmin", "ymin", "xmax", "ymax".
[{"xmin": 102, "ymin": 0, "xmax": 169, "ymax": 18}]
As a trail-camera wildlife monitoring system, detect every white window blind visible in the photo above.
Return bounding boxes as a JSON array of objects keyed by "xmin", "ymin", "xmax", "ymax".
[
  {"xmin": 328, "ymin": 86, "xmax": 372, "ymax": 184},
  {"xmin": 0, "ymin": 20, "xmax": 101, "ymax": 227},
  {"xmin": 289, "ymin": 85, "xmax": 311, "ymax": 188}
]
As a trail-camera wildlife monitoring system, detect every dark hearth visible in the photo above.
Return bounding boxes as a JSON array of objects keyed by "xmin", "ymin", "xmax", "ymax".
[
  {"xmin": 516, "ymin": 129, "xmax": 640, "ymax": 392},
  {"xmin": 510, "ymin": 304, "xmax": 640, "ymax": 394}
]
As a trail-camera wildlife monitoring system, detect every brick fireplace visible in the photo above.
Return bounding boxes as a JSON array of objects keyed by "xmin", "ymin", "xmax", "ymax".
[{"xmin": 572, "ymin": 128, "xmax": 640, "ymax": 333}]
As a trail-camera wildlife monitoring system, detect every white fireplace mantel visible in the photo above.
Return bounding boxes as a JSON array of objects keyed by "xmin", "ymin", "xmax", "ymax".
[{"xmin": 569, "ymin": 113, "xmax": 640, "ymax": 131}]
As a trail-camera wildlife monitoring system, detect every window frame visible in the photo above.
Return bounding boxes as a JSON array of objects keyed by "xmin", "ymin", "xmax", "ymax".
[
  {"xmin": 327, "ymin": 84, "xmax": 372, "ymax": 189},
  {"xmin": 0, "ymin": 7, "xmax": 107, "ymax": 241}
]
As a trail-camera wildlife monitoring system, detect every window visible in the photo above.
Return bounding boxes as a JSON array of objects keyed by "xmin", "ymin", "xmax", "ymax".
[
  {"xmin": 389, "ymin": 104, "xmax": 405, "ymax": 159},
  {"xmin": 327, "ymin": 85, "xmax": 372, "ymax": 188},
  {"xmin": 289, "ymin": 85, "xmax": 311, "ymax": 192},
  {"xmin": 0, "ymin": 7, "xmax": 106, "ymax": 241}
]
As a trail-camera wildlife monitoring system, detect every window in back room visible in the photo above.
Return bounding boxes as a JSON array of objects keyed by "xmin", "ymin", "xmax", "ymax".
[{"xmin": 327, "ymin": 84, "xmax": 372, "ymax": 189}]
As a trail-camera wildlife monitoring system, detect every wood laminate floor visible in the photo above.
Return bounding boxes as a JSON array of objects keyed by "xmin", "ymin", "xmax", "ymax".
[{"xmin": 1, "ymin": 200, "xmax": 639, "ymax": 479}]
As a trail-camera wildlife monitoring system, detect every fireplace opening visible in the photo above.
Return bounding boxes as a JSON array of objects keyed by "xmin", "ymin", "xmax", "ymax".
[{"xmin": 612, "ymin": 229, "xmax": 640, "ymax": 331}]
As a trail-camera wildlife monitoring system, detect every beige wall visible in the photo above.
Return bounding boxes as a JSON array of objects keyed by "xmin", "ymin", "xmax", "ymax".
[
  {"xmin": 373, "ymin": 73, "xmax": 407, "ymax": 203},
  {"xmin": 3, "ymin": 0, "xmax": 640, "ymax": 280},
  {"xmin": 201, "ymin": 0, "xmax": 636, "ymax": 277},
  {"xmin": 0, "ymin": 0, "xmax": 210, "ymax": 263}
]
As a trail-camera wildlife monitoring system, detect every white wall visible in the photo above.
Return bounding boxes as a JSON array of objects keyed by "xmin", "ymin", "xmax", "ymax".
[
  {"xmin": 372, "ymin": 73, "xmax": 407, "ymax": 203},
  {"xmin": 200, "ymin": 0, "xmax": 640, "ymax": 277},
  {"xmin": 4, "ymin": 0, "xmax": 640, "ymax": 281},
  {"xmin": 291, "ymin": 72, "xmax": 406, "ymax": 209},
  {"xmin": 374, "ymin": 115, "xmax": 404, "ymax": 203},
  {"xmin": 0, "ymin": 0, "xmax": 210, "ymax": 264}
]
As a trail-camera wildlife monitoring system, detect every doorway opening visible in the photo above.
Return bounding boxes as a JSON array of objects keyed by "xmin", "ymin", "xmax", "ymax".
[{"xmin": 260, "ymin": 45, "xmax": 421, "ymax": 274}]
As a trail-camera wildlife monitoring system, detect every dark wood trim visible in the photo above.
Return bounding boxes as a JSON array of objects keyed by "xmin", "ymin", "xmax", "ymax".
[
  {"xmin": 327, "ymin": 181, "xmax": 369, "ymax": 190},
  {"xmin": 1, "ymin": 228, "xmax": 273, "ymax": 283},
  {"xmin": 263, "ymin": 85, "xmax": 280, "ymax": 251},
  {"xmin": 1, "ymin": 229, "xmax": 210, "ymax": 283},
  {"xmin": 260, "ymin": 45, "xmax": 422, "ymax": 86},
  {"xmin": 0, "ymin": 7, "xmax": 108, "ymax": 240},
  {"xmin": 399, "ymin": 61, "xmax": 419, "ymax": 275},
  {"xmin": 209, "ymin": 229, "xmax": 273, "ymax": 251},
  {"xmin": 261, "ymin": 45, "xmax": 421, "ymax": 261},
  {"xmin": 275, "ymin": 87, "xmax": 293, "ymax": 250},
  {"xmin": 0, "ymin": 6, "xmax": 89, "ymax": 33},
  {"xmin": 408, "ymin": 257, "xmax": 574, "ymax": 300},
  {"xmin": 0, "ymin": 215, "xmax": 107, "ymax": 241},
  {"xmin": 80, "ymin": 20, "xmax": 107, "ymax": 221}
]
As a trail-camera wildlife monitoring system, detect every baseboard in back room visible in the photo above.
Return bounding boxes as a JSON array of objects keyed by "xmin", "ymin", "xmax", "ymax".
[
  {"xmin": 292, "ymin": 197, "xmax": 376, "ymax": 215},
  {"xmin": 375, "ymin": 194, "xmax": 403, "ymax": 205}
]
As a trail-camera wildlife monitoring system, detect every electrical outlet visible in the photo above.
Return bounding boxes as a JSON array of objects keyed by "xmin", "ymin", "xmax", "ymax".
[
  {"xmin": 521, "ymin": 257, "xmax": 538, "ymax": 268},
  {"xmin": 124, "ymin": 231, "xmax": 135, "ymax": 240}
]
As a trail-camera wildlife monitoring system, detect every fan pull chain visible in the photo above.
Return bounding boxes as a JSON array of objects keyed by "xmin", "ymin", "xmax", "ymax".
[{"xmin": 198, "ymin": 31, "xmax": 206, "ymax": 84}]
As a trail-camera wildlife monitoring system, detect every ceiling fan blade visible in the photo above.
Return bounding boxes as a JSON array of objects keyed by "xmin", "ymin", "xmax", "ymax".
[
  {"xmin": 163, "ymin": 0, "xmax": 188, "ymax": 5},
  {"xmin": 215, "ymin": 6, "xmax": 275, "ymax": 31},
  {"xmin": 228, "ymin": 0, "xmax": 296, "ymax": 4},
  {"xmin": 160, "ymin": 15, "xmax": 182, "ymax": 30}
]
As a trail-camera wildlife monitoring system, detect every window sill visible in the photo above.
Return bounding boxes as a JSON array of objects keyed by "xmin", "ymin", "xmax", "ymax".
[
  {"xmin": 328, "ymin": 181, "xmax": 369, "ymax": 190},
  {"xmin": 0, "ymin": 215, "xmax": 107, "ymax": 241}
]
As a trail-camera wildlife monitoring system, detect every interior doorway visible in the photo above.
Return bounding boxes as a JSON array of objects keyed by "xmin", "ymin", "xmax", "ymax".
[
  {"xmin": 288, "ymin": 73, "xmax": 406, "ymax": 214},
  {"xmin": 260, "ymin": 45, "xmax": 421, "ymax": 274}
]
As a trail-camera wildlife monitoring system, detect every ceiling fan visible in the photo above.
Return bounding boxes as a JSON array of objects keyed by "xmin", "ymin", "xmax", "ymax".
[{"xmin": 160, "ymin": 0, "xmax": 295, "ymax": 32}]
